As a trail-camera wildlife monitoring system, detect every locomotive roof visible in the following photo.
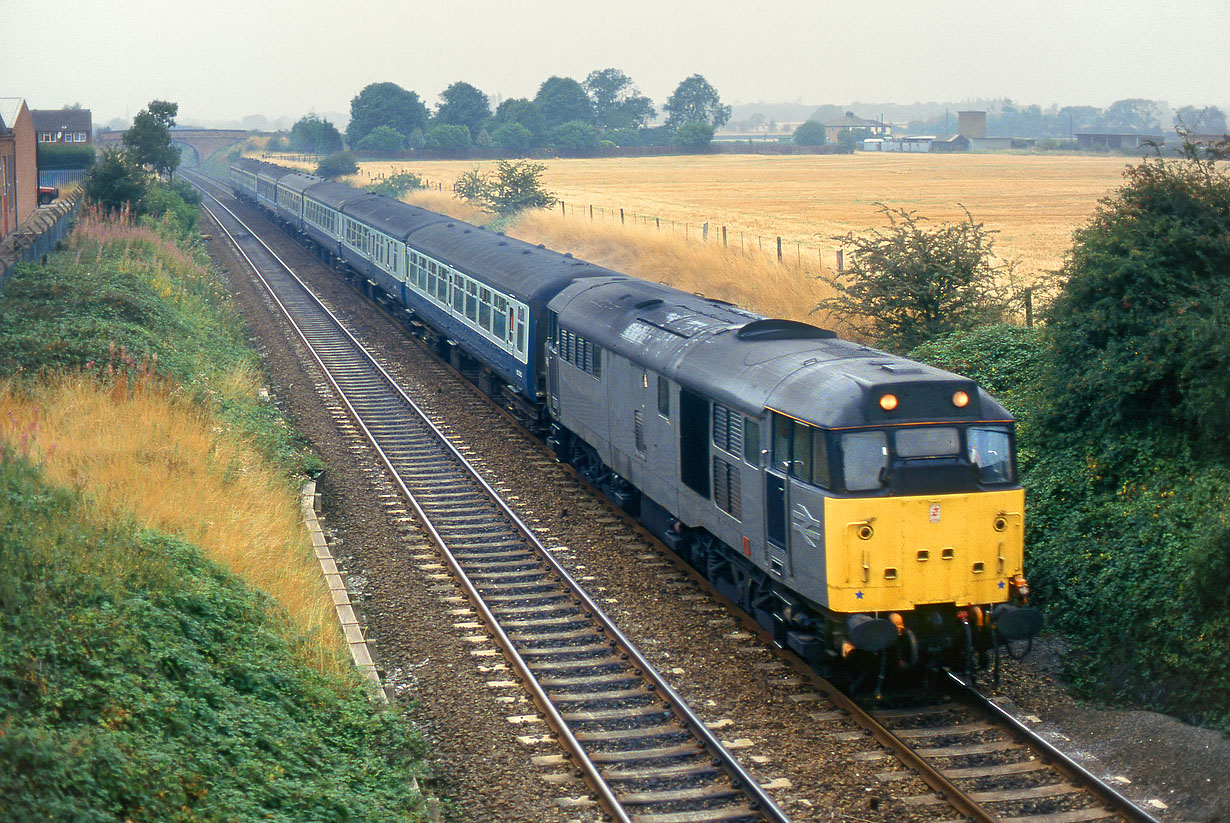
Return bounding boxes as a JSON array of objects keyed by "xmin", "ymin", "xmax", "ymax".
[
  {"xmin": 406, "ymin": 221, "xmax": 623, "ymax": 303},
  {"xmin": 550, "ymin": 278, "xmax": 1012, "ymax": 428},
  {"xmin": 342, "ymin": 194, "xmax": 452, "ymax": 239}
]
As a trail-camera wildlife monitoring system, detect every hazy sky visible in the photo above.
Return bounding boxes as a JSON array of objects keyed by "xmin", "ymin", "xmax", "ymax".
[{"xmin": 4, "ymin": 0, "xmax": 1228, "ymax": 126}]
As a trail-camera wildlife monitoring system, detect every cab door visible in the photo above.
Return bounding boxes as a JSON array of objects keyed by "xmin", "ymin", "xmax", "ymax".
[{"xmin": 765, "ymin": 413, "xmax": 794, "ymax": 578}]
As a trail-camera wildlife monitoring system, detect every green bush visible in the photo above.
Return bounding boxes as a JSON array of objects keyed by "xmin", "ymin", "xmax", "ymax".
[
  {"xmin": 548, "ymin": 120, "xmax": 600, "ymax": 154},
  {"xmin": 1044, "ymin": 148, "xmax": 1230, "ymax": 450},
  {"xmin": 491, "ymin": 123, "xmax": 532, "ymax": 154},
  {"xmin": 672, "ymin": 122, "xmax": 715, "ymax": 148},
  {"xmin": 366, "ymin": 171, "xmax": 425, "ymax": 199},
  {"xmin": 357, "ymin": 125, "xmax": 406, "ymax": 153},
  {"xmin": 36, "ymin": 142, "xmax": 96, "ymax": 170},
  {"xmin": 792, "ymin": 120, "xmax": 826, "ymax": 146},
  {"xmin": 820, "ymin": 205, "xmax": 1016, "ymax": 352},
  {"xmin": 424, "ymin": 123, "xmax": 471, "ymax": 151},
  {"xmin": 315, "ymin": 151, "xmax": 358, "ymax": 179}
]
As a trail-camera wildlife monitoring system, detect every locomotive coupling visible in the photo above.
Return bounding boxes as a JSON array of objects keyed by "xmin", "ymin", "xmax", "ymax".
[
  {"xmin": 845, "ymin": 614, "xmax": 900, "ymax": 652},
  {"xmin": 993, "ymin": 604, "xmax": 1044, "ymax": 641}
]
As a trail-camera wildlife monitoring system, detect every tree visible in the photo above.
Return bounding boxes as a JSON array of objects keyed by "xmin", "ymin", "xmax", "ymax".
[
  {"xmin": 792, "ymin": 120, "xmax": 826, "ymax": 146},
  {"xmin": 436, "ymin": 81, "xmax": 491, "ymax": 140},
  {"xmin": 289, "ymin": 114, "xmax": 343, "ymax": 154},
  {"xmin": 584, "ymin": 68, "xmax": 655, "ymax": 131},
  {"xmin": 1174, "ymin": 105, "xmax": 1227, "ymax": 134},
  {"xmin": 672, "ymin": 122, "xmax": 714, "ymax": 149},
  {"xmin": 836, "ymin": 128, "xmax": 862, "ymax": 151},
  {"xmin": 492, "ymin": 98, "xmax": 546, "ymax": 144},
  {"xmin": 664, "ymin": 74, "xmax": 731, "ymax": 130},
  {"xmin": 346, "ymin": 82, "xmax": 429, "ymax": 147},
  {"xmin": 491, "ymin": 123, "xmax": 532, "ymax": 154},
  {"xmin": 424, "ymin": 123, "xmax": 471, "ymax": 151},
  {"xmin": 819, "ymin": 205, "xmax": 1015, "ymax": 351},
  {"xmin": 315, "ymin": 152, "xmax": 358, "ymax": 179},
  {"xmin": 534, "ymin": 76, "xmax": 593, "ymax": 132},
  {"xmin": 1057, "ymin": 105, "xmax": 1102, "ymax": 136},
  {"xmin": 1043, "ymin": 143, "xmax": 1230, "ymax": 447},
  {"xmin": 549, "ymin": 121, "xmax": 600, "ymax": 154},
  {"xmin": 1098, "ymin": 98, "xmax": 1162, "ymax": 133},
  {"xmin": 452, "ymin": 160, "xmax": 558, "ymax": 216},
  {"xmin": 356, "ymin": 125, "xmax": 406, "ymax": 152},
  {"xmin": 123, "ymin": 99, "xmax": 179, "ymax": 178},
  {"xmin": 84, "ymin": 148, "xmax": 148, "ymax": 213}
]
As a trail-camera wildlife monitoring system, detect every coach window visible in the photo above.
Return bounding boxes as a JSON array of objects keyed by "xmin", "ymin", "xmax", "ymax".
[
  {"xmin": 657, "ymin": 376, "xmax": 670, "ymax": 418},
  {"xmin": 479, "ymin": 288, "xmax": 491, "ymax": 330},
  {"xmin": 452, "ymin": 273, "xmax": 466, "ymax": 313},
  {"xmin": 464, "ymin": 281, "xmax": 478, "ymax": 322},
  {"xmin": 492, "ymin": 296, "xmax": 507, "ymax": 340}
]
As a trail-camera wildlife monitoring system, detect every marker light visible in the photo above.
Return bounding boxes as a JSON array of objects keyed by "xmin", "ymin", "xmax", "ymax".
[
  {"xmin": 879, "ymin": 393, "xmax": 899, "ymax": 411},
  {"xmin": 952, "ymin": 390, "xmax": 971, "ymax": 408}
]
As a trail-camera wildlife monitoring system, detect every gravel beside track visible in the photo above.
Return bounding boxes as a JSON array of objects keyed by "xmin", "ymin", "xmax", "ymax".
[{"xmin": 199, "ymin": 194, "xmax": 1229, "ymax": 823}]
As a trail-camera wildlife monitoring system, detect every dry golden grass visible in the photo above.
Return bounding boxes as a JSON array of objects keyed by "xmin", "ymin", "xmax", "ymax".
[
  {"xmin": 510, "ymin": 209, "xmax": 843, "ymax": 327},
  {"xmin": 355, "ymin": 153, "xmax": 1128, "ymax": 270},
  {"xmin": 0, "ymin": 374, "xmax": 349, "ymax": 676}
]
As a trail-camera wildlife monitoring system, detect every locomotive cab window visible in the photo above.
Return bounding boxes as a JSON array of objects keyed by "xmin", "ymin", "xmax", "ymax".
[
  {"xmin": 967, "ymin": 426, "xmax": 1015, "ymax": 485},
  {"xmin": 840, "ymin": 431, "xmax": 889, "ymax": 491},
  {"xmin": 657, "ymin": 376, "xmax": 670, "ymax": 418},
  {"xmin": 772, "ymin": 413, "xmax": 832, "ymax": 488}
]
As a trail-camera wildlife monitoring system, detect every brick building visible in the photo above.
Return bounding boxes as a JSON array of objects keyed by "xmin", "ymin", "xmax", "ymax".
[
  {"xmin": 31, "ymin": 108, "xmax": 93, "ymax": 145},
  {"xmin": 1, "ymin": 97, "xmax": 39, "ymax": 239}
]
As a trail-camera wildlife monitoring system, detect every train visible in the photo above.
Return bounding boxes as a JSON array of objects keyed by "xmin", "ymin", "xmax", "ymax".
[{"xmin": 229, "ymin": 156, "xmax": 1042, "ymax": 688}]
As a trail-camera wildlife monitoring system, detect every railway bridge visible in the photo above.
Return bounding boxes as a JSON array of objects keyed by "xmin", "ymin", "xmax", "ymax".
[{"xmin": 95, "ymin": 128, "xmax": 251, "ymax": 166}]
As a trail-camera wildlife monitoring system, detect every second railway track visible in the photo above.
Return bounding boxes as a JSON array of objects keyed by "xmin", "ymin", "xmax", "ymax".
[{"xmin": 189, "ymin": 171, "xmax": 788, "ymax": 823}]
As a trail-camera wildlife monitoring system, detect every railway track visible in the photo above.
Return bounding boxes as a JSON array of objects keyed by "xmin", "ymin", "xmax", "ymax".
[
  {"xmin": 187, "ymin": 170, "xmax": 788, "ymax": 823},
  {"xmin": 188, "ymin": 169, "xmax": 1169, "ymax": 823}
]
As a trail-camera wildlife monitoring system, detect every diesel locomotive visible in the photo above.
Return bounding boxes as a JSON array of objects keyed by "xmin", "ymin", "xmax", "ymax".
[{"xmin": 229, "ymin": 156, "xmax": 1042, "ymax": 685}]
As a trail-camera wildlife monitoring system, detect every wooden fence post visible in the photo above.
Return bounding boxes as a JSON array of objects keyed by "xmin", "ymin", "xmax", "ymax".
[
  {"xmin": 776, "ymin": 236, "xmax": 782, "ymax": 261},
  {"xmin": 590, "ymin": 204, "xmax": 593, "ymax": 220},
  {"xmin": 620, "ymin": 208, "xmax": 625, "ymax": 225},
  {"xmin": 836, "ymin": 249, "xmax": 844, "ymax": 271},
  {"xmin": 722, "ymin": 226, "xmax": 727, "ymax": 246},
  {"xmin": 1025, "ymin": 287, "xmax": 1034, "ymax": 328},
  {"xmin": 656, "ymin": 217, "xmax": 660, "ymax": 229},
  {"xmin": 702, "ymin": 222, "xmax": 709, "ymax": 241}
]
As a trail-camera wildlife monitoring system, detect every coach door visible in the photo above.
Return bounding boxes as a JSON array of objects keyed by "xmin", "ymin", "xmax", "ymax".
[{"xmin": 764, "ymin": 412, "xmax": 793, "ymax": 577}]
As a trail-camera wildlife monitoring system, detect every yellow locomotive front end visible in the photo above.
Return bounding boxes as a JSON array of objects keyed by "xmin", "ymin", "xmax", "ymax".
[{"xmin": 824, "ymin": 488, "xmax": 1024, "ymax": 615}]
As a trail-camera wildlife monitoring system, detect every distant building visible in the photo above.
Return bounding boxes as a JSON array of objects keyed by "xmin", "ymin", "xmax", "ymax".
[
  {"xmin": 823, "ymin": 111, "xmax": 890, "ymax": 142},
  {"xmin": 958, "ymin": 110, "xmax": 987, "ymax": 139},
  {"xmin": 1, "ymin": 97, "xmax": 39, "ymax": 239},
  {"xmin": 1076, "ymin": 132, "xmax": 1165, "ymax": 150},
  {"xmin": 862, "ymin": 135, "xmax": 936, "ymax": 152},
  {"xmin": 31, "ymin": 108, "xmax": 93, "ymax": 144},
  {"xmin": 930, "ymin": 134, "xmax": 970, "ymax": 153}
]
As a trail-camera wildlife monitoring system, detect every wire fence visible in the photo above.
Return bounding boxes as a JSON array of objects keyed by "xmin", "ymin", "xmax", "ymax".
[{"xmin": 263, "ymin": 153, "xmax": 848, "ymax": 274}]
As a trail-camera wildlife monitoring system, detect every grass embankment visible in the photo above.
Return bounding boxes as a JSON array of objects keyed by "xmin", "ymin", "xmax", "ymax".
[{"xmin": 0, "ymin": 206, "xmax": 431, "ymax": 820}]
